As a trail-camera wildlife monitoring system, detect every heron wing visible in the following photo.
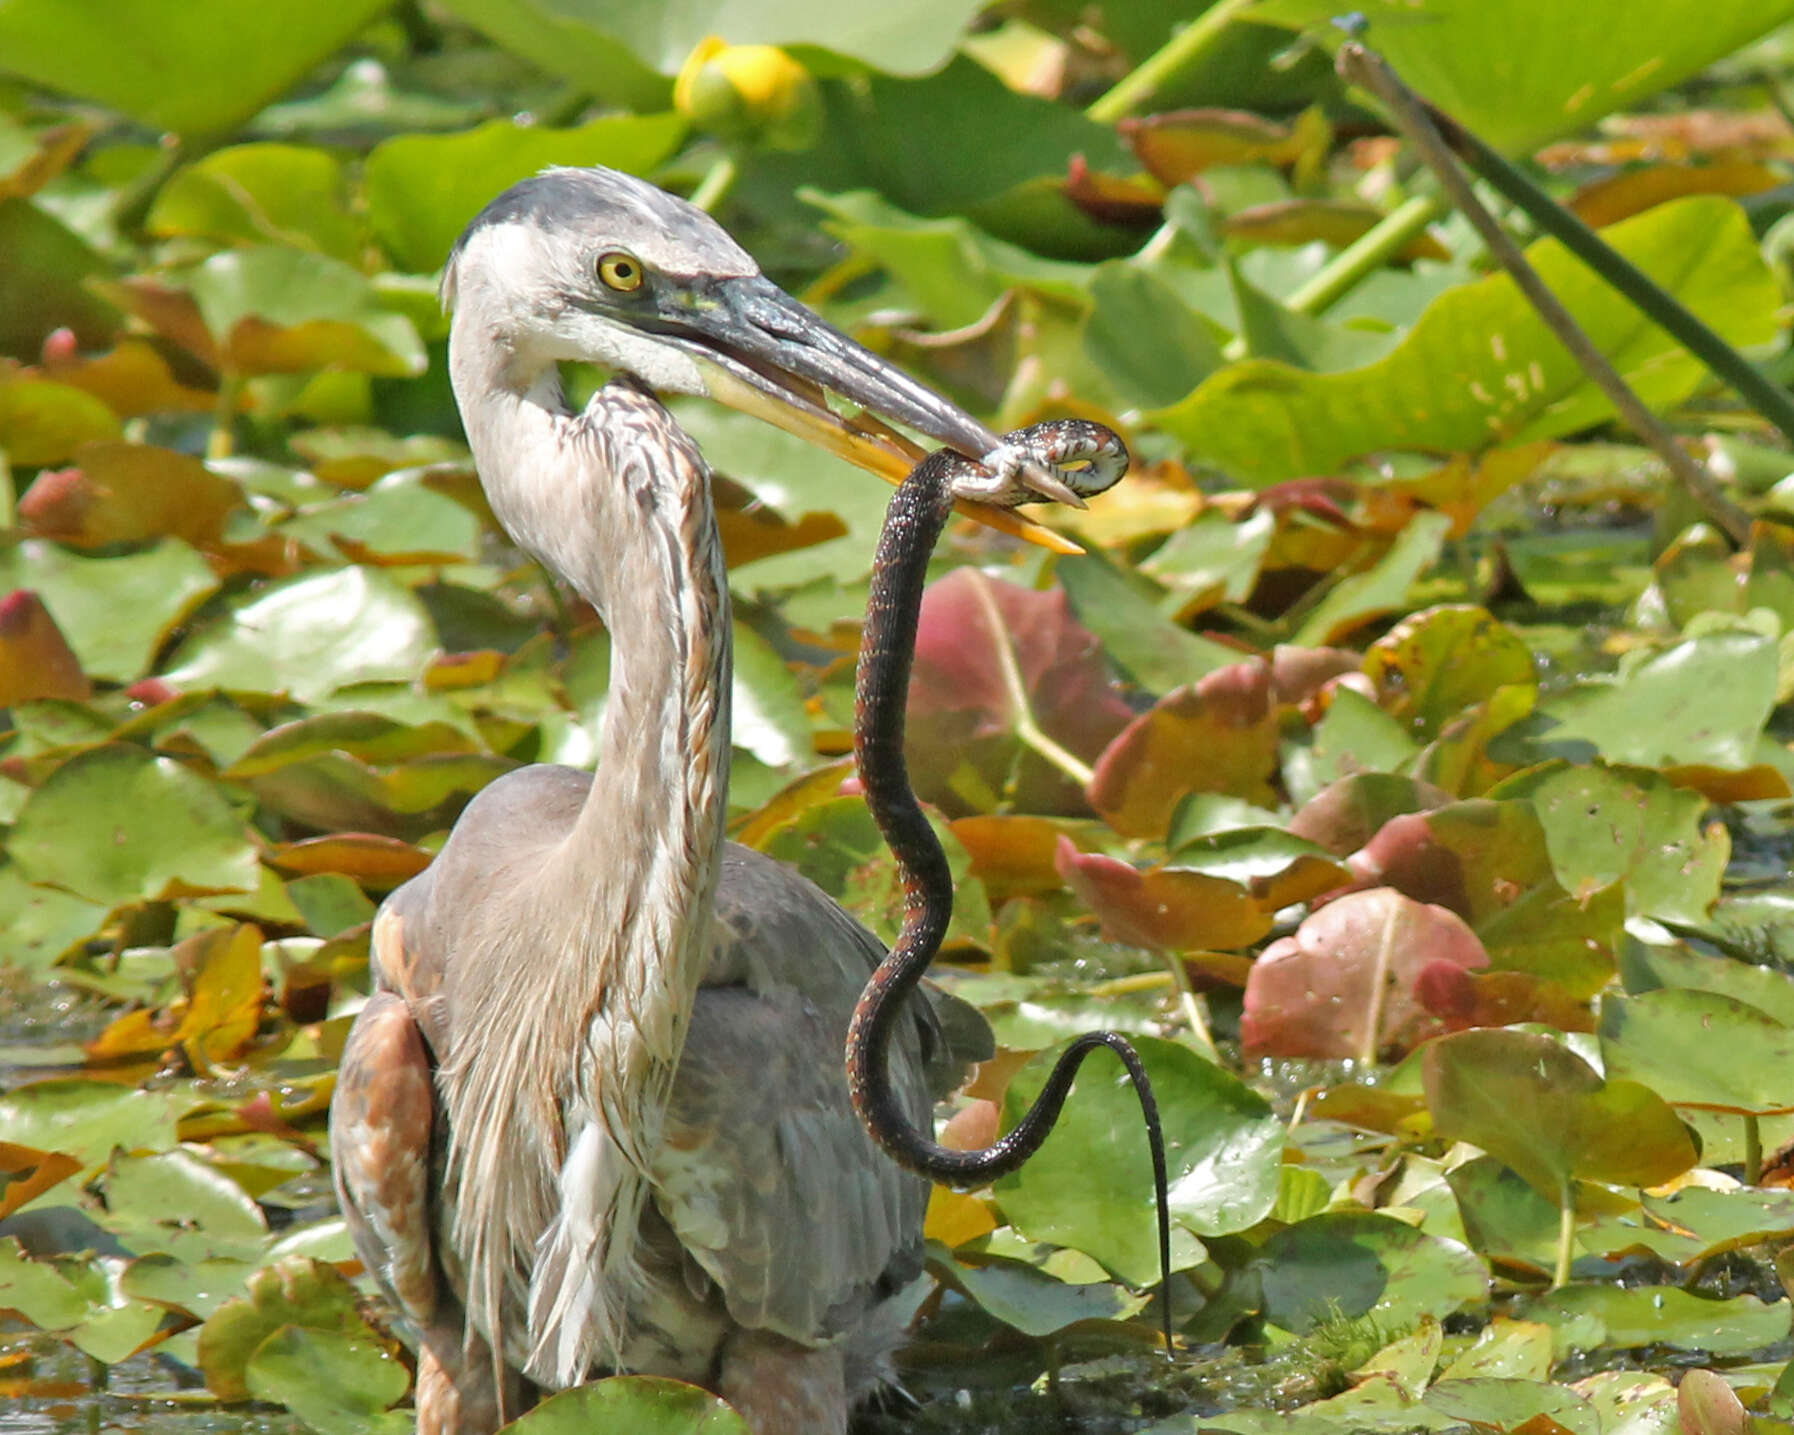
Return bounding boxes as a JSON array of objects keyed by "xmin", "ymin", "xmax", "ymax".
[
  {"xmin": 331, "ymin": 905, "xmax": 446, "ymax": 1335},
  {"xmin": 651, "ymin": 843, "xmax": 991, "ymax": 1344}
]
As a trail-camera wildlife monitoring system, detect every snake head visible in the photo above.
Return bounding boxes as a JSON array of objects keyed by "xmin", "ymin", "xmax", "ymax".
[{"xmin": 958, "ymin": 422, "xmax": 1131, "ymax": 510}]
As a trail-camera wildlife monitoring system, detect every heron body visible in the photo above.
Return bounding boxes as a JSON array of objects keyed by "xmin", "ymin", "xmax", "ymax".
[{"xmin": 328, "ymin": 168, "xmax": 1010, "ymax": 1432}]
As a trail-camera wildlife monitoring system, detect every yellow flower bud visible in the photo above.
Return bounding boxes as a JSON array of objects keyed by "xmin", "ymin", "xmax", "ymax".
[{"xmin": 674, "ymin": 37, "xmax": 820, "ymax": 151}]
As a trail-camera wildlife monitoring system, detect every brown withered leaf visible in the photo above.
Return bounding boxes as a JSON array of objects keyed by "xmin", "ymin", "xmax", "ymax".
[
  {"xmin": 0, "ymin": 589, "xmax": 90, "ymax": 704},
  {"xmin": 20, "ymin": 441, "xmax": 241, "ymax": 549},
  {"xmin": 1088, "ymin": 659, "xmax": 1279, "ymax": 839},
  {"xmin": 1055, "ymin": 836, "xmax": 1269, "ymax": 952}
]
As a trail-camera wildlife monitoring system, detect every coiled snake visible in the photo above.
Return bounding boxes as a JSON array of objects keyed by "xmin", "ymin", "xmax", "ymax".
[{"xmin": 847, "ymin": 419, "xmax": 1175, "ymax": 1352}]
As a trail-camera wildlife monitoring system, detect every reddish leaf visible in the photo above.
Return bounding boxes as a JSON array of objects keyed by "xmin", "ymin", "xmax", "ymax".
[
  {"xmin": 1241, "ymin": 888, "xmax": 1488, "ymax": 1060},
  {"xmin": 906, "ymin": 569, "xmax": 1132, "ymax": 816},
  {"xmin": 0, "ymin": 589, "xmax": 90, "ymax": 704},
  {"xmin": 1346, "ymin": 799, "xmax": 1619, "ymax": 996},
  {"xmin": 1269, "ymin": 645, "xmax": 1362, "ymax": 708},
  {"xmin": 1120, "ymin": 107, "xmax": 1328, "ymax": 185},
  {"xmin": 0, "ymin": 1143, "xmax": 81, "ymax": 1221},
  {"xmin": 1062, "ymin": 154, "xmax": 1162, "ymax": 227},
  {"xmin": 267, "ymin": 833, "xmax": 431, "ymax": 889},
  {"xmin": 949, "ymin": 815, "xmax": 1066, "ymax": 902},
  {"xmin": 1288, "ymin": 773, "xmax": 1453, "ymax": 856},
  {"xmin": 1055, "ymin": 836, "xmax": 1269, "ymax": 952},
  {"xmin": 19, "ymin": 441, "xmax": 241, "ymax": 549}
]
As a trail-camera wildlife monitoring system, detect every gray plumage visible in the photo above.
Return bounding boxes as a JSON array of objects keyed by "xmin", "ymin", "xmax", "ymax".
[{"xmin": 328, "ymin": 166, "xmax": 1001, "ymax": 1435}]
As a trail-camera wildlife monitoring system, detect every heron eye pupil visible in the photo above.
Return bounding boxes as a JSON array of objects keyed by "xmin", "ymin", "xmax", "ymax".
[{"xmin": 599, "ymin": 253, "xmax": 642, "ymax": 291}]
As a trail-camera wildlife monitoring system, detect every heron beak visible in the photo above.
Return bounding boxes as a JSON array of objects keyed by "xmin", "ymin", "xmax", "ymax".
[{"xmin": 663, "ymin": 275, "xmax": 1087, "ymax": 553}]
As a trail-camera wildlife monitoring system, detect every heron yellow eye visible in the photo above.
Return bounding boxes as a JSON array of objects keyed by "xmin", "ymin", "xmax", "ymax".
[{"xmin": 597, "ymin": 252, "xmax": 644, "ymax": 292}]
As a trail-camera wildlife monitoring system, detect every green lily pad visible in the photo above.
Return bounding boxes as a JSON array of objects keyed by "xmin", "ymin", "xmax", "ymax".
[
  {"xmin": 162, "ymin": 565, "xmax": 437, "ymax": 704},
  {"xmin": 1494, "ymin": 630, "xmax": 1777, "ymax": 771},
  {"xmin": 96, "ymin": 1149, "xmax": 269, "ymax": 1262},
  {"xmin": 1252, "ymin": 1211, "xmax": 1488, "ymax": 1336},
  {"xmin": 1424, "ymin": 1377, "xmax": 1599, "ymax": 1435},
  {"xmin": 1351, "ymin": 798, "xmax": 1621, "ymax": 994},
  {"xmin": 0, "ymin": 375, "xmax": 122, "ymax": 468},
  {"xmin": 1057, "ymin": 544, "xmax": 1240, "ymax": 693},
  {"xmin": 197, "ymin": 1256, "xmax": 389, "ymax": 1402},
  {"xmin": 1490, "ymin": 761, "xmax": 1725, "ymax": 925},
  {"xmin": 1423, "ymin": 1028, "xmax": 1698, "ymax": 1201},
  {"xmin": 1618, "ymin": 939, "xmax": 1794, "ymax": 1026},
  {"xmin": 1255, "ymin": 0, "xmax": 1794, "ymax": 154},
  {"xmin": 0, "ymin": 195, "xmax": 119, "ymax": 359},
  {"xmin": 0, "ymin": 864, "xmax": 109, "ymax": 970},
  {"xmin": 0, "ymin": 1080, "xmax": 195, "ymax": 1167},
  {"xmin": 182, "ymin": 247, "xmax": 425, "ymax": 378},
  {"xmin": 1299, "ymin": 687, "xmax": 1421, "ymax": 797},
  {"xmin": 10, "ymin": 744, "xmax": 260, "ymax": 905},
  {"xmin": 500, "ymin": 1377, "xmax": 750, "ymax": 1433},
  {"xmin": 996, "ymin": 1035, "xmax": 1281, "ymax": 1286},
  {"xmin": 1155, "ymin": 199, "xmax": 1777, "ymax": 484},
  {"xmin": 1600, "ymin": 988, "xmax": 1794, "ymax": 1117},
  {"xmin": 0, "ymin": 0, "xmax": 392, "ymax": 135},
  {"xmin": 1294, "ymin": 512, "xmax": 1454, "ymax": 646},
  {"xmin": 121, "ymin": 1254, "xmax": 257, "ymax": 1321},
  {"xmin": 1522, "ymin": 1284, "xmax": 1790, "ymax": 1357},
  {"xmin": 147, "ymin": 144, "xmax": 359, "ymax": 261},
  {"xmin": 244, "ymin": 1325, "xmax": 412, "ymax": 1435},
  {"xmin": 939, "ymin": 1250, "xmax": 1148, "ymax": 1337},
  {"xmin": 364, "ymin": 111, "xmax": 689, "ymax": 273},
  {"xmin": 0, "ymin": 537, "xmax": 218, "ymax": 683}
]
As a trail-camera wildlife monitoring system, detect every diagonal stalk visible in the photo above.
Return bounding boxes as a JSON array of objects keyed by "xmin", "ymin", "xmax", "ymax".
[
  {"xmin": 966, "ymin": 571, "xmax": 1095, "ymax": 790},
  {"xmin": 1336, "ymin": 42, "xmax": 1753, "ymax": 545}
]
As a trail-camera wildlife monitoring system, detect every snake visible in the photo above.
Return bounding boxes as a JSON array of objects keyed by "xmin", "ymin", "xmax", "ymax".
[{"xmin": 846, "ymin": 418, "xmax": 1175, "ymax": 1353}]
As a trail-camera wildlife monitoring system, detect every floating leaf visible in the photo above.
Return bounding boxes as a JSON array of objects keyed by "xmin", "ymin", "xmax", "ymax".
[
  {"xmin": 940, "ymin": 1251, "xmax": 1148, "ymax": 1337},
  {"xmin": 10, "ymin": 744, "xmax": 260, "ymax": 905},
  {"xmin": 905, "ymin": 567, "xmax": 1133, "ymax": 817},
  {"xmin": 1491, "ymin": 761, "xmax": 1725, "ymax": 925},
  {"xmin": 0, "ymin": 537, "xmax": 218, "ymax": 683},
  {"xmin": 98, "ymin": 1148, "xmax": 269, "ymax": 1262},
  {"xmin": 198, "ymin": 1257, "xmax": 393, "ymax": 1402},
  {"xmin": 1495, "ymin": 629, "xmax": 1777, "ymax": 771},
  {"xmin": 0, "ymin": 1081, "xmax": 195, "ymax": 1168},
  {"xmin": 1252, "ymin": 1212, "xmax": 1488, "ymax": 1336},
  {"xmin": 147, "ymin": 143, "xmax": 358, "ymax": 261},
  {"xmin": 0, "ymin": 0, "xmax": 393, "ymax": 135},
  {"xmin": 0, "ymin": 589, "xmax": 89, "ymax": 704},
  {"xmin": 1363, "ymin": 606, "xmax": 1536, "ymax": 740},
  {"xmin": 0, "ymin": 374, "xmax": 122, "ymax": 465},
  {"xmin": 0, "ymin": 1142, "xmax": 80, "ymax": 1221},
  {"xmin": 19, "ymin": 441, "xmax": 242, "ymax": 549},
  {"xmin": 1601, "ymin": 989, "xmax": 1794, "ymax": 1117},
  {"xmin": 500, "ymin": 1377, "xmax": 749, "ymax": 1434},
  {"xmin": 244, "ymin": 1326, "xmax": 412, "ymax": 1435},
  {"xmin": 1156, "ymin": 199, "xmax": 1777, "ymax": 484},
  {"xmin": 1089, "ymin": 660, "xmax": 1279, "ymax": 839},
  {"xmin": 997, "ymin": 1035, "xmax": 1281, "ymax": 1285},
  {"xmin": 1255, "ymin": 0, "xmax": 1794, "ymax": 154},
  {"xmin": 1423, "ymin": 1028, "xmax": 1698, "ymax": 1200},
  {"xmin": 162, "ymin": 566, "xmax": 437, "ymax": 703},
  {"xmin": 1348, "ymin": 798, "xmax": 1619, "ymax": 995},
  {"xmin": 1242, "ymin": 888, "xmax": 1489, "ymax": 1061},
  {"xmin": 1056, "ymin": 837, "xmax": 1271, "ymax": 952},
  {"xmin": 1523, "ymin": 1284, "xmax": 1789, "ymax": 1357}
]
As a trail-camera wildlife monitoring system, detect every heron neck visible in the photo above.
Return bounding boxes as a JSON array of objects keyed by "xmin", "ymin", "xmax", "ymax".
[{"xmin": 447, "ymin": 336, "xmax": 733, "ymax": 1370}]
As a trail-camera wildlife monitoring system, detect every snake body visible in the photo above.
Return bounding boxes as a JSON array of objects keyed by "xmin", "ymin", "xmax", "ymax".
[{"xmin": 847, "ymin": 419, "xmax": 1174, "ymax": 1350}]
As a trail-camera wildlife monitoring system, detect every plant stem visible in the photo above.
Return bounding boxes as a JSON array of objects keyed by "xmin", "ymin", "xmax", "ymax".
[
  {"xmin": 967, "ymin": 571, "xmax": 1096, "ymax": 789},
  {"xmin": 1554, "ymin": 1177, "xmax": 1577, "ymax": 1289},
  {"xmin": 1336, "ymin": 43, "xmax": 1753, "ymax": 546},
  {"xmin": 1413, "ymin": 92, "xmax": 1794, "ymax": 448},
  {"xmin": 1286, "ymin": 193, "xmax": 1446, "ymax": 316},
  {"xmin": 1356, "ymin": 900, "xmax": 1400, "ymax": 1067},
  {"xmin": 1086, "ymin": 0, "xmax": 1261, "ymax": 124},
  {"xmin": 207, "ymin": 372, "xmax": 241, "ymax": 461},
  {"xmin": 688, "ymin": 151, "xmax": 739, "ymax": 214},
  {"xmin": 1746, "ymin": 1113, "xmax": 1763, "ymax": 1186}
]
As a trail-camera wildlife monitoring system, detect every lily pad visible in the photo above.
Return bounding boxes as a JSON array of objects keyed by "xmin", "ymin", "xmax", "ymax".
[
  {"xmin": 1600, "ymin": 988, "xmax": 1794, "ymax": 1117},
  {"xmin": 996, "ymin": 1035, "xmax": 1281, "ymax": 1286},
  {"xmin": 501, "ymin": 1377, "xmax": 750, "ymax": 1434},
  {"xmin": 1423, "ymin": 1028, "xmax": 1698, "ymax": 1201},
  {"xmin": 162, "ymin": 565, "xmax": 437, "ymax": 704},
  {"xmin": 1155, "ymin": 199, "xmax": 1777, "ymax": 484},
  {"xmin": 244, "ymin": 1325, "xmax": 412, "ymax": 1435},
  {"xmin": 10, "ymin": 744, "xmax": 260, "ymax": 905},
  {"xmin": 1252, "ymin": 1211, "xmax": 1488, "ymax": 1336}
]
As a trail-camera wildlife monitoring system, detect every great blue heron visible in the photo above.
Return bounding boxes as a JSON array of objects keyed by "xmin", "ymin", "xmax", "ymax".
[{"xmin": 328, "ymin": 167, "xmax": 1093, "ymax": 1434}]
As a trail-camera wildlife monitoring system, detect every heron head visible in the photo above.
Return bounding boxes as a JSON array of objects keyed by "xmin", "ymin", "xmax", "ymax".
[{"xmin": 442, "ymin": 166, "xmax": 1088, "ymax": 511}]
